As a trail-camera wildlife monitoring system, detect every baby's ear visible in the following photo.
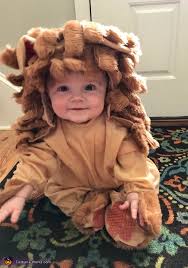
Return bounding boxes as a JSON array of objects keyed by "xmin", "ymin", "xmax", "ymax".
[
  {"xmin": 0, "ymin": 45, "xmax": 18, "ymax": 69},
  {"xmin": 16, "ymin": 35, "xmax": 36, "ymax": 71}
]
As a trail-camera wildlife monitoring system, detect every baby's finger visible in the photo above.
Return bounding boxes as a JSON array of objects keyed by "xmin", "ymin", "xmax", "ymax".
[
  {"xmin": 0, "ymin": 209, "xmax": 11, "ymax": 223},
  {"xmin": 138, "ymin": 206, "xmax": 146, "ymax": 227},
  {"xmin": 130, "ymin": 200, "xmax": 138, "ymax": 219},
  {"xmin": 138, "ymin": 211, "xmax": 145, "ymax": 227},
  {"xmin": 119, "ymin": 200, "xmax": 129, "ymax": 210},
  {"xmin": 10, "ymin": 209, "xmax": 22, "ymax": 224}
]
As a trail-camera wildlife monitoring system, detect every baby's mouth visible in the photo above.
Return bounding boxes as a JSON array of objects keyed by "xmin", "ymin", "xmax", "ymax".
[{"xmin": 70, "ymin": 108, "xmax": 87, "ymax": 110}]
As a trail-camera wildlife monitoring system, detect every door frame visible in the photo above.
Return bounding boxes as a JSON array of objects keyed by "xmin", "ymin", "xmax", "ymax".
[{"xmin": 74, "ymin": 0, "xmax": 91, "ymax": 21}]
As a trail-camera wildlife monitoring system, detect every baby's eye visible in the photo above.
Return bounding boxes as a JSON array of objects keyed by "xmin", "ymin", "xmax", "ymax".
[
  {"xmin": 85, "ymin": 84, "xmax": 96, "ymax": 91},
  {"xmin": 57, "ymin": 85, "xmax": 69, "ymax": 92}
]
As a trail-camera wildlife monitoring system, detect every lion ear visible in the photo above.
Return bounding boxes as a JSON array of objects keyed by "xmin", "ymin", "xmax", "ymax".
[{"xmin": 16, "ymin": 35, "xmax": 36, "ymax": 71}]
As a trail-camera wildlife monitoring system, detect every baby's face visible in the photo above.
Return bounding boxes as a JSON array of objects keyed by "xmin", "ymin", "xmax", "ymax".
[{"xmin": 48, "ymin": 71, "xmax": 107, "ymax": 123}]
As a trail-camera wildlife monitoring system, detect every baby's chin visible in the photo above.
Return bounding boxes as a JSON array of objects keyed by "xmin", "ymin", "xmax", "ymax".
[
  {"xmin": 58, "ymin": 110, "xmax": 103, "ymax": 124},
  {"xmin": 69, "ymin": 117, "xmax": 91, "ymax": 124},
  {"xmin": 59, "ymin": 114, "xmax": 93, "ymax": 124}
]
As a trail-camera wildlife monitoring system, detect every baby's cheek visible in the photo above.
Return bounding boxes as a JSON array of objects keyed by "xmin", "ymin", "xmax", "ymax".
[
  {"xmin": 51, "ymin": 97, "xmax": 66, "ymax": 115},
  {"xmin": 92, "ymin": 98, "xmax": 105, "ymax": 116},
  {"xmin": 90, "ymin": 95, "xmax": 105, "ymax": 107}
]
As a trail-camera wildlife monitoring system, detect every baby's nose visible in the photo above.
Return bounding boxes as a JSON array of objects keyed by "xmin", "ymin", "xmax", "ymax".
[{"xmin": 71, "ymin": 90, "xmax": 84, "ymax": 101}]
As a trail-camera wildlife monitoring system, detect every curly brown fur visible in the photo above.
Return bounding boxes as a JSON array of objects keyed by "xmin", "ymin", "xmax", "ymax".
[
  {"xmin": 7, "ymin": 74, "xmax": 24, "ymax": 87},
  {"xmin": 0, "ymin": 46, "xmax": 18, "ymax": 69}
]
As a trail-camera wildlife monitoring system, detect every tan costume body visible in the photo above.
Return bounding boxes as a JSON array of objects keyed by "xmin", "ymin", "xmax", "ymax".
[
  {"xmin": 0, "ymin": 112, "xmax": 159, "ymax": 215},
  {"xmin": 44, "ymin": 113, "xmax": 160, "ymax": 216},
  {"xmin": 0, "ymin": 114, "xmax": 161, "ymax": 248},
  {"xmin": 0, "ymin": 113, "xmax": 159, "ymax": 207}
]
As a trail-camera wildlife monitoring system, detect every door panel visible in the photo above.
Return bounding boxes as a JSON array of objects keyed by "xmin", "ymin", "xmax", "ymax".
[{"xmin": 91, "ymin": 0, "xmax": 188, "ymax": 116}]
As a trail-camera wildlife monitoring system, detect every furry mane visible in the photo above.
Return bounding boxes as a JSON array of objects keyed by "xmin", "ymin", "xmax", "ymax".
[{"xmin": 0, "ymin": 20, "xmax": 159, "ymax": 153}]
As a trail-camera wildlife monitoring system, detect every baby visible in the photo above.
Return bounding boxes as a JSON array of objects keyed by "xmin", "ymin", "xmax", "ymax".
[{"xmin": 0, "ymin": 20, "xmax": 162, "ymax": 249}]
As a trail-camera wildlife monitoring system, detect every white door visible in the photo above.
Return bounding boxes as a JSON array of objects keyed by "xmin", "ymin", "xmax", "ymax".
[{"xmin": 90, "ymin": 0, "xmax": 188, "ymax": 117}]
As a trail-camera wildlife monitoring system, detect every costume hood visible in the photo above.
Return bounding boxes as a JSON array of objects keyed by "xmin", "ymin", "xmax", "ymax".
[{"xmin": 0, "ymin": 20, "xmax": 158, "ymax": 153}]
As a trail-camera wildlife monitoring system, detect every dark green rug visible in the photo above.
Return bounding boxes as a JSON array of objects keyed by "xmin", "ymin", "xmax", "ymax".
[{"xmin": 0, "ymin": 127, "xmax": 188, "ymax": 268}]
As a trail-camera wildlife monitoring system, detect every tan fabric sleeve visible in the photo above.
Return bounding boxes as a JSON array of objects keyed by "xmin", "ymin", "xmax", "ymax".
[
  {"xmin": 114, "ymin": 136, "xmax": 160, "ymax": 194},
  {"xmin": 0, "ymin": 141, "xmax": 58, "ymax": 205}
]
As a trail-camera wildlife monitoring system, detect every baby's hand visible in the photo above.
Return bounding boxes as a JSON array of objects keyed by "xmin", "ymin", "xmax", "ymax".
[
  {"xmin": 119, "ymin": 192, "xmax": 144, "ymax": 226},
  {"xmin": 119, "ymin": 192, "xmax": 138, "ymax": 219},
  {"xmin": 0, "ymin": 196, "xmax": 26, "ymax": 224}
]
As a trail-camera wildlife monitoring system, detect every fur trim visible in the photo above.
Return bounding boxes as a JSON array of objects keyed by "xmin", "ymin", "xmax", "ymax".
[
  {"xmin": 34, "ymin": 29, "xmax": 60, "ymax": 59},
  {"xmin": 106, "ymin": 90, "xmax": 129, "ymax": 113},
  {"xmin": 0, "ymin": 45, "xmax": 18, "ymax": 69},
  {"xmin": 50, "ymin": 58, "xmax": 65, "ymax": 81},
  {"xmin": 64, "ymin": 20, "xmax": 84, "ymax": 57},
  {"xmin": 63, "ymin": 58, "xmax": 86, "ymax": 72}
]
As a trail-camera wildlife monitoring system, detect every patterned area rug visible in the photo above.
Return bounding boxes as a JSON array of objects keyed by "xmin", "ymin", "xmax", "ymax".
[{"xmin": 0, "ymin": 127, "xmax": 187, "ymax": 268}]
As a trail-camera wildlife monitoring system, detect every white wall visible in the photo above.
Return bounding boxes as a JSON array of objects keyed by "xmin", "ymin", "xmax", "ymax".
[
  {"xmin": 0, "ymin": 0, "xmax": 75, "ymax": 49},
  {"xmin": 0, "ymin": 80, "xmax": 22, "ymax": 128},
  {"xmin": 0, "ymin": 0, "xmax": 76, "ymax": 128}
]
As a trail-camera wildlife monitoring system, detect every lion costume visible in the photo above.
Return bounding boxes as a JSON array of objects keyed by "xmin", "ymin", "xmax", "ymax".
[{"xmin": 0, "ymin": 20, "xmax": 162, "ymax": 249}]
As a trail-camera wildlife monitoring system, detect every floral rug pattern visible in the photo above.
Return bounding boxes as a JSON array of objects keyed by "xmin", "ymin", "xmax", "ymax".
[{"xmin": 0, "ymin": 127, "xmax": 188, "ymax": 268}]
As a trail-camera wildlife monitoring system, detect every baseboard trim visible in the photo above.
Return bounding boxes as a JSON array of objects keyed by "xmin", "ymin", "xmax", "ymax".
[
  {"xmin": 151, "ymin": 117, "xmax": 188, "ymax": 127},
  {"xmin": 0, "ymin": 72, "xmax": 20, "ymax": 92},
  {"xmin": 1, "ymin": 117, "xmax": 188, "ymax": 130},
  {"xmin": 0, "ymin": 126, "xmax": 11, "ymax": 130}
]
